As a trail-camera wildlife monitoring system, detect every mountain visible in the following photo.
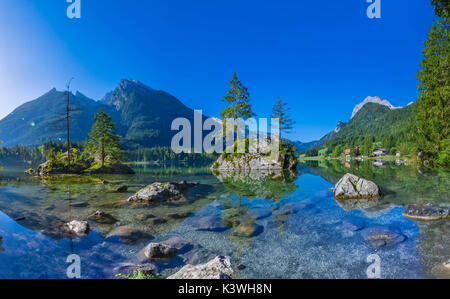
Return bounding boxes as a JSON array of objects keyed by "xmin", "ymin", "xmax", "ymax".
[
  {"xmin": 318, "ymin": 102, "xmax": 414, "ymax": 151},
  {"xmin": 311, "ymin": 121, "xmax": 347, "ymax": 150},
  {"xmin": 306, "ymin": 96, "xmax": 415, "ymax": 153},
  {"xmin": 333, "ymin": 102, "xmax": 413, "ymax": 143},
  {"xmin": 292, "ymin": 140, "xmax": 318, "ymax": 152},
  {"xmin": 0, "ymin": 89, "xmax": 119, "ymax": 147},
  {"xmin": 351, "ymin": 96, "xmax": 403, "ymax": 119},
  {"xmin": 0, "ymin": 79, "xmax": 204, "ymax": 149},
  {"xmin": 101, "ymin": 79, "xmax": 203, "ymax": 149}
]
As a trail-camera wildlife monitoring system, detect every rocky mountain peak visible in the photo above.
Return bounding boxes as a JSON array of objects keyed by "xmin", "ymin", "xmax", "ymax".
[
  {"xmin": 102, "ymin": 79, "xmax": 153, "ymax": 111},
  {"xmin": 334, "ymin": 121, "xmax": 346, "ymax": 133},
  {"xmin": 351, "ymin": 96, "xmax": 402, "ymax": 119}
]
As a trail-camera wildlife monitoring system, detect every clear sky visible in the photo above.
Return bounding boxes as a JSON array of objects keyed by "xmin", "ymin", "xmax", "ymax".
[{"xmin": 0, "ymin": 0, "xmax": 436, "ymax": 142}]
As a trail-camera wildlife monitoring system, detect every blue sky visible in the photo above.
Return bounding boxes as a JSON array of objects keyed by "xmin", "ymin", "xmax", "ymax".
[{"xmin": 0, "ymin": 0, "xmax": 436, "ymax": 142}]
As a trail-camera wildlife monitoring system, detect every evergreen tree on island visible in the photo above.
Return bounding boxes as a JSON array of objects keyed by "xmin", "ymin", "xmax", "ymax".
[
  {"xmin": 220, "ymin": 73, "xmax": 255, "ymax": 140},
  {"xmin": 86, "ymin": 109, "xmax": 123, "ymax": 167},
  {"xmin": 271, "ymin": 98, "xmax": 296, "ymax": 141}
]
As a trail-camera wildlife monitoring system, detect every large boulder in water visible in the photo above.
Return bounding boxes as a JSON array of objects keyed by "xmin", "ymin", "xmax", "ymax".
[
  {"xmin": 333, "ymin": 173, "xmax": 381, "ymax": 199},
  {"xmin": 168, "ymin": 256, "xmax": 233, "ymax": 279},
  {"xmin": 138, "ymin": 242, "xmax": 179, "ymax": 262},
  {"xmin": 127, "ymin": 181, "xmax": 198, "ymax": 202},
  {"xmin": 106, "ymin": 226, "xmax": 151, "ymax": 245},
  {"xmin": 66, "ymin": 220, "xmax": 90, "ymax": 236}
]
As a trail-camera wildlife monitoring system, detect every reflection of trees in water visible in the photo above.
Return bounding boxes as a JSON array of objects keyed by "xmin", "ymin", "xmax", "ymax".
[
  {"xmin": 299, "ymin": 160, "xmax": 450, "ymax": 207},
  {"xmin": 215, "ymin": 169, "xmax": 299, "ymax": 239},
  {"xmin": 222, "ymin": 195, "xmax": 250, "ymax": 229},
  {"xmin": 132, "ymin": 164, "xmax": 213, "ymax": 176},
  {"xmin": 214, "ymin": 169, "xmax": 298, "ymax": 201}
]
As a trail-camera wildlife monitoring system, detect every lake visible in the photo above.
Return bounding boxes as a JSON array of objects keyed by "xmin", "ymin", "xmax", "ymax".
[{"xmin": 0, "ymin": 160, "xmax": 448, "ymax": 279}]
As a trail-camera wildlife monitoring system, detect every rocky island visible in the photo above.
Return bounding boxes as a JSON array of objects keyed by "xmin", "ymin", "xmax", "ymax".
[
  {"xmin": 211, "ymin": 138, "xmax": 298, "ymax": 171},
  {"xmin": 30, "ymin": 109, "xmax": 135, "ymax": 176},
  {"xmin": 33, "ymin": 151, "xmax": 134, "ymax": 176}
]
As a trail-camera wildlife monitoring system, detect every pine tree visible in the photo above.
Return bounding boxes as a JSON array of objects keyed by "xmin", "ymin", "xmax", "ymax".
[
  {"xmin": 361, "ymin": 137, "xmax": 373, "ymax": 157},
  {"xmin": 85, "ymin": 109, "xmax": 122, "ymax": 167},
  {"xmin": 271, "ymin": 98, "xmax": 296, "ymax": 140},
  {"xmin": 220, "ymin": 73, "xmax": 255, "ymax": 140},
  {"xmin": 331, "ymin": 145, "xmax": 342, "ymax": 158},
  {"xmin": 412, "ymin": 0, "xmax": 449, "ymax": 166}
]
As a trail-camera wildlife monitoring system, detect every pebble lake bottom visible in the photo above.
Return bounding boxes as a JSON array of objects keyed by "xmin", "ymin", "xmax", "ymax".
[{"xmin": 0, "ymin": 161, "xmax": 448, "ymax": 279}]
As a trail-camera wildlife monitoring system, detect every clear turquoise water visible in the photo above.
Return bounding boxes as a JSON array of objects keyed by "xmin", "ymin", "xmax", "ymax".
[{"xmin": 0, "ymin": 161, "xmax": 448, "ymax": 279}]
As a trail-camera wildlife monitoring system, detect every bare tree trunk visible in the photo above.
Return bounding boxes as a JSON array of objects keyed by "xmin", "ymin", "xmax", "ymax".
[
  {"xmin": 101, "ymin": 141, "xmax": 105, "ymax": 167},
  {"xmin": 66, "ymin": 91, "xmax": 71, "ymax": 168}
]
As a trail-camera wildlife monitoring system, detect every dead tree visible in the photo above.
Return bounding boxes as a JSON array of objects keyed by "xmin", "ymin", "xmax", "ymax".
[{"xmin": 50, "ymin": 78, "xmax": 80, "ymax": 167}]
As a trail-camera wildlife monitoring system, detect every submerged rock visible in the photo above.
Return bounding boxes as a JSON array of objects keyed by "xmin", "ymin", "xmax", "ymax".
[
  {"xmin": 148, "ymin": 218, "xmax": 168, "ymax": 225},
  {"xmin": 181, "ymin": 247, "xmax": 217, "ymax": 266},
  {"xmin": 138, "ymin": 242, "xmax": 178, "ymax": 261},
  {"xmin": 431, "ymin": 261, "xmax": 450, "ymax": 279},
  {"xmin": 248, "ymin": 208, "xmax": 272, "ymax": 220},
  {"xmin": 66, "ymin": 220, "xmax": 90, "ymax": 236},
  {"xmin": 342, "ymin": 216, "xmax": 366, "ymax": 231},
  {"xmin": 168, "ymin": 256, "xmax": 233, "ymax": 279},
  {"xmin": 232, "ymin": 222, "xmax": 263, "ymax": 237},
  {"xmin": 106, "ymin": 226, "xmax": 151, "ymax": 245},
  {"xmin": 110, "ymin": 185, "xmax": 128, "ymax": 193},
  {"xmin": 168, "ymin": 212, "xmax": 192, "ymax": 220},
  {"xmin": 135, "ymin": 214, "xmax": 156, "ymax": 222},
  {"xmin": 127, "ymin": 181, "xmax": 198, "ymax": 202},
  {"xmin": 0, "ymin": 236, "xmax": 4, "ymax": 252},
  {"xmin": 361, "ymin": 227, "xmax": 406, "ymax": 249},
  {"xmin": 402, "ymin": 204, "xmax": 450, "ymax": 221},
  {"xmin": 159, "ymin": 236, "xmax": 190, "ymax": 251},
  {"xmin": 88, "ymin": 211, "xmax": 117, "ymax": 224},
  {"xmin": 333, "ymin": 173, "xmax": 381, "ymax": 199},
  {"xmin": 191, "ymin": 216, "xmax": 226, "ymax": 231}
]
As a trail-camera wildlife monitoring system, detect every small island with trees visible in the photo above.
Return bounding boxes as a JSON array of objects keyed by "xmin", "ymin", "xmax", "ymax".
[
  {"xmin": 33, "ymin": 109, "xmax": 134, "ymax": 176},
  {"xmin": 211, "ymin": 73, "xmax": 298, "ymax": 172}
]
